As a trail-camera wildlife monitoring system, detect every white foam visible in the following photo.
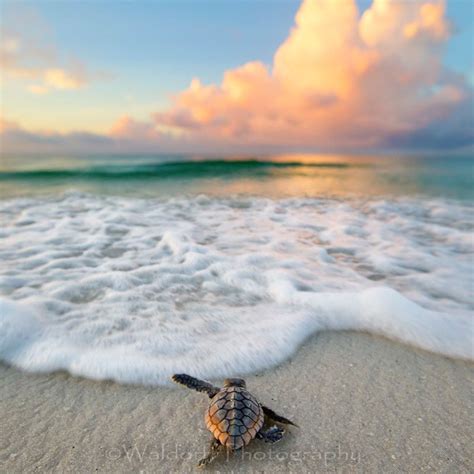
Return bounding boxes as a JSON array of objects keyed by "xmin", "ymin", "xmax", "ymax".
[{"xmin": 0, "ymin": 193, "xmax": 472, "ymax": 385}]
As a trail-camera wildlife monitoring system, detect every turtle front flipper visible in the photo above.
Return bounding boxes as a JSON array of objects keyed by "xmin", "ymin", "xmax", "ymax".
[
  {"xmin": 197, "ymin": 438, "xmax": 223, "ymax": 468},
  {"xmin": 256, "ymin": 426, "xmax": 285, "ymax": 443},
  {"xmin": 262, "ymin": 405, "xmax": 298, "ymax": 427},
  {"xmin": 171, "ymin": 373, "xmax": 220, "ymax": 398}
]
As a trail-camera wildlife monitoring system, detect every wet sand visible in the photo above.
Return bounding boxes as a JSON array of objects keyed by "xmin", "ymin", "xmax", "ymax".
[{"xmin": 0, "ymin": 331, "xmax": 472, "ymax": 473}]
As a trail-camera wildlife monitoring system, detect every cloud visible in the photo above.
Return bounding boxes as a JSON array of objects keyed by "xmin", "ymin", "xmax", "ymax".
[
  {"xmin": 0, "ymin": 6, "xmax": 106, "ymax": 94},
  {"xmin": 27, "ymin": 84, "xmax": 49, "ymax": 95},
  {"xmin": 43, "ymin": 68, "xmax": 86, "ymax": 90},
  {"xmin": 0, "ymin": 114, "xmax": 179, "ymax": 154},
  {"xmin": 110, "ymin": 116, "xmax": 164, "ymax": 141},
  {"xmin": 0, "ymin": 115, "xmax": 115, "ymax": 153},
  {"xmin": 1, "ymin": 0, "xmax": 472, "ymax": 154},
  {"xmin": 150, "ymin": 0, "xmax": 472, "ymax": 151},
  {"xmin": 0, "ymin": 116, "xmax": 21, "ymax": 133}
]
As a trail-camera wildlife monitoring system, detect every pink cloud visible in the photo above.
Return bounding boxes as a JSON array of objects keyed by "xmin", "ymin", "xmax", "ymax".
[
  {"xmin": 0, "ymin": 114, "xmax": 178, "ymax": 154},
  {"xmin": 110, "ymin": 116, "xmax": 163, "ymax": 140},
  {"xmin": 150, "ymin": 0, "xmax": 471, "ymax": 150}
]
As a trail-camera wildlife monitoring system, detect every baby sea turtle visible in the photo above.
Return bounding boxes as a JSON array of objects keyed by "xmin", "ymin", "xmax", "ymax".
[{"xmin": 172, "ymin": 373, "xmax": 297, "ymax": 468}]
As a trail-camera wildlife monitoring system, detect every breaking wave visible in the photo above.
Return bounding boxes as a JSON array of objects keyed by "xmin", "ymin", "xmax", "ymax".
[
  {"xmin": 0, "ymin": 192, "xmax": 472, "ymax": 385},
  {"xmin": 0, "ymin": 159, "xmax": 356, "ymax": 181}
]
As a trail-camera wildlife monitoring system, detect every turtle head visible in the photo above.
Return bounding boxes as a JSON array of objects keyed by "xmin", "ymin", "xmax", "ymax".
[{"xmin": 223, "ymin": 378, "xmax": 246, "ymax": 388}]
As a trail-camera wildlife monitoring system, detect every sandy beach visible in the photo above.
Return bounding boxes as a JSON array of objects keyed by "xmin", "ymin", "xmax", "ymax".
[{"xmin": 1, "ymin": 331, "xmax": 472, "ymax": 473}]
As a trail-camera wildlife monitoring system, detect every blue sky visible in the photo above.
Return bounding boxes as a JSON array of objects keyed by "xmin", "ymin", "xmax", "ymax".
[{"xmin": 22, "ymin": 0, "xmax": 474, "ymax": 76}]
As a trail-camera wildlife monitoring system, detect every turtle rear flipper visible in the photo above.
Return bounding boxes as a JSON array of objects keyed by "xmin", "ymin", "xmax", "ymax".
[
  {"xmin": 172, "ymin": 373, "xmax": 220, "ymax": 398},
  {"xmin": 197, "ymin": 438, "xmax": 223, "ymax": 468},
  {"xmin": 262, "ymin": 405, "xmax": 298, "ymax": 427}
]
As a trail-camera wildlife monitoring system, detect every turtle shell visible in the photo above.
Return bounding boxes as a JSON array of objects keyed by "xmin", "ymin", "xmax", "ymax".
[{"xmin": 205, "ymin": 386, "xmax": 264, "ymax": 450}]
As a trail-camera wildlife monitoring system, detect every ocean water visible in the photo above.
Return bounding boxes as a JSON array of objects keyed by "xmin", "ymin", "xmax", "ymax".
[{"xmin": 0, "ymin": 154, "xmax": 472, "ymax": 385}]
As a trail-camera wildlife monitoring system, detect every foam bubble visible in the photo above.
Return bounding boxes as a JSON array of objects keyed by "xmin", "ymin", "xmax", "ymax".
[{"xmin": 0, "ymin": 193, "xmax": 472, "ymax": 385}]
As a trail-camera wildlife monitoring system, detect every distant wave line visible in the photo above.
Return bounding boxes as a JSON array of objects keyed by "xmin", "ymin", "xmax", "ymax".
[{"xmin": 0, "ymin": 159, "xmax": 361, "ymax": 180}]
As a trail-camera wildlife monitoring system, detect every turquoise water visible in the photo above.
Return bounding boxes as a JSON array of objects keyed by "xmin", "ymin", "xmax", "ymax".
[{"xmin": 0, "ymin": 154, "xmax": 472, "ymax": 200}]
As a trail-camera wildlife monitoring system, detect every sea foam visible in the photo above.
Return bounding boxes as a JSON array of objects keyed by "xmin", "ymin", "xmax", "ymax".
[{"xmin": 0, "ymin": 193, "xmax": 472, "ymax": 385}]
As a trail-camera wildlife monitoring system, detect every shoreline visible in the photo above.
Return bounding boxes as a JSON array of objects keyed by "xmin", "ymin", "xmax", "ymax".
[{"xmin": 1, "ymin": 330, "xmax": 473, "ymax": 473}]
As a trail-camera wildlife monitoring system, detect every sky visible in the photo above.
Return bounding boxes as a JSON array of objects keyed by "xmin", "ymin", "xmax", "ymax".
[{"xmin": 1, "ymin": 0, "xmax": 473, "ymax": 154}]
